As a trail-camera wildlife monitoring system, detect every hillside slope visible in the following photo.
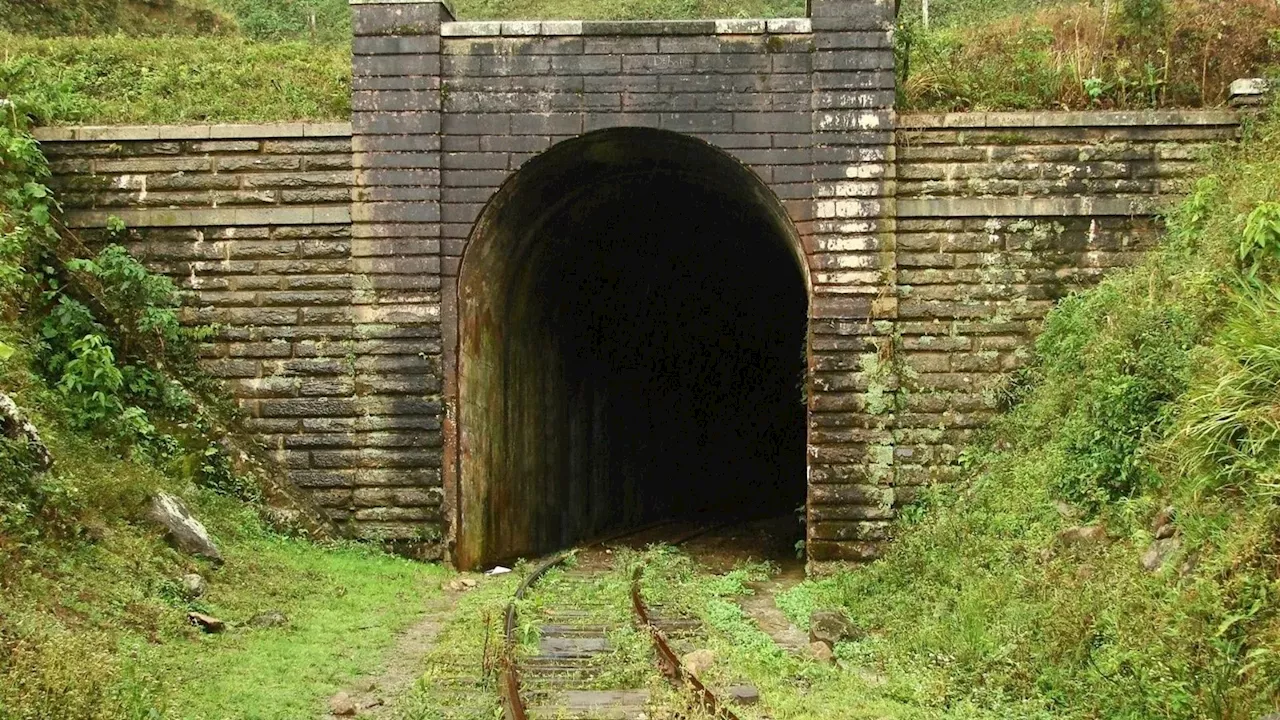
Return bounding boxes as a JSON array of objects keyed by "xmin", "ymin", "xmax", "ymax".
[{"xmin": 780, "ymin": 103, "xmax": 1280, "ymax": 718}]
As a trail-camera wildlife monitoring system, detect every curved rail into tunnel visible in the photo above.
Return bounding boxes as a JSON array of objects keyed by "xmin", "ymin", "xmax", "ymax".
[{"xmin": 455, "ymin": 128, "xmax": 809, "ymax": 569}]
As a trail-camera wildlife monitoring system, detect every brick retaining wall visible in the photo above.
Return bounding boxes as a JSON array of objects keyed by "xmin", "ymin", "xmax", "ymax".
[{"xmin": 32, "ymin": 36, "xmax": 1242, "ymax": 565}]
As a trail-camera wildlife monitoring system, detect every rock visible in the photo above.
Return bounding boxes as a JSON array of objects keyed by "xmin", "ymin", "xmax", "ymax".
[
  {"xmin": 444, "ymin": 577, "xmax": 478, "ymax": 592},
  {"xmin": 0, "ymin": 392, "xmax": 53, "ymax": 471},
  {"xmin": 809, "ymin": 610, "xmax": 859, "ymax": 645},
  {"xmin": 680, "ymin": 649, "xmax": 715, "ymax": 677},
  {"xmin": 1057, "ymin": 525, "xmax": 1108, "ymax": 548},
  {"xmin": 1153, "ymin": 506, "xmax": 1177, "ymax": 539},
  {"xmin": 725, "ymin": 684, "xmax": 760, "ymax": 705},
  {"xmin": 187, "ymin": 611, "xmax": 225, "ymax": 633},
  {"xmin": 147, "ymin": 493, "xmax": 223, "ymax": 564},
  {"xmin": 809, "ymin": 640, "xmax": 835, "ymax": 663},
  {"xmin": 1179, "ymin": 550, "xmax": 1202, "ymax": 578},
  {"xmin": 328, "ymin": 691, "xmax": 357, "ymax": 716},
  {"xmin": 250, "ymin": 610, "xmax": 288, "ymax": 628},
  {"xmin": 180, "ymin": 573, "xmax": 207, "ymax": 598},
  {"xmin": 1141, "ymin": 537, "xmax": 1182, "ymax": 572}
]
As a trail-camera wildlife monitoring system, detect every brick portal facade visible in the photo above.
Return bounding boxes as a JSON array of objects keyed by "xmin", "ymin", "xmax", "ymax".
[{"xmin": 35, "ymin": 0, "xmax": 1240, "ymax": 567}]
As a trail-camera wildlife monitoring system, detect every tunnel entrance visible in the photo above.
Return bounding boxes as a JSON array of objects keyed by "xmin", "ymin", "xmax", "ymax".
[{"xmin": 454, "ymin": 128, "xmax": 809, "ymax": 569}]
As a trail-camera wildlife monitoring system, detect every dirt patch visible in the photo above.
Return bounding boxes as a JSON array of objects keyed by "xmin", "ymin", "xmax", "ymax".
[{"xmin": 321, "ymin": 579, "xmax": 473, "ymax": 719}]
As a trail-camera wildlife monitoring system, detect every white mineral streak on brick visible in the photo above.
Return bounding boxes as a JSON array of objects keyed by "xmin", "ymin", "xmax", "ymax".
[
  {"xmin": 818, "ymin": 181, "xmax": 881, "ymax": 198},
  {"xmin": 823, "ymin": 255, "xmax": 878, "ymax": 269},
  {"xmin": 821, "ymin": 237, "xmax": 878, "ymax": 252},
  {"xmin": 815, "ymin": 271, "xmax": 881, "ymax": 285},
  {"xmin": 715, "ymin": 18, "xmax": 766, "ymax": 34},
  {"xmin": 816, "ymin": 199, "xmax": 882, "ymax": 219},
  {"xmin": 845, "ymin": 164, "xmax": 886, "ymax": 179},
  {"xmin": 836, "ymin": 221, "xmax": 878, "ymax": 234}
]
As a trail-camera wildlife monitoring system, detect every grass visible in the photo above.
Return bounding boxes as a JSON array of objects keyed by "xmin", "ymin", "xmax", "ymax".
[
  {"xmin": 763, "ymin": 103, "xmax": 1280, "ymax": 719},
  {"xmin": 153, "ymin": 536, "xmax": 445, "ymax": 720},
  {"xmin": 0, "ymin": 339, "xmax": 450, "ymax": 719},
  {"xmin": 2, "ymin": 0, "xmax": 1277, "ymax": 125},
  {"xmin": 0, "ymin": 34, "xmax": 350, "ymax": 126}
]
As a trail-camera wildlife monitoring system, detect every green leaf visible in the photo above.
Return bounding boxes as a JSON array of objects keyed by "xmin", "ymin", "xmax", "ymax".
[{"xmin": 0, "ymin": 342, "xmax": 13, "ymax": 362}]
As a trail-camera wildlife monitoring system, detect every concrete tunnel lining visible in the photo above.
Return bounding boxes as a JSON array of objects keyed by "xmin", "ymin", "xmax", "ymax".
[{"xmin": 455, "ymin": 128, "xmax": 810, "ymax": 569}]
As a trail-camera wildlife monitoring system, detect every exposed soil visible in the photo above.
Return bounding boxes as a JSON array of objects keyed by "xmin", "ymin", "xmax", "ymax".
[{"xmin": 321, "ymin": 579, "xmax": 472, "ymax": 719}]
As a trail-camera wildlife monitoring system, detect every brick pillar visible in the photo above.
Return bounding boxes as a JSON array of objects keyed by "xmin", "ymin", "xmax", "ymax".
[
  {"xmin": 807, "ymin": 0, "xmax": 898, "ymax": 566},
  {"xmin": 349, "ymin": 0, "xmax": 452, "ymax": 553}
]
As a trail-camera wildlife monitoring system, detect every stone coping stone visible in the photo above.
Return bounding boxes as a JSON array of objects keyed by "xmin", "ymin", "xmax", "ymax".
[
  {"xmin": 898, "ymin": 196, "xmax": 1162, "ymax": 219},
  {"xmin": 350, "ymin": 0, "xmax": 456, "ymax": 19},
  {"xmin": 899, "ymin": 110, "xmax": 1239, "ymax": 130},
  {"xmin": 62, "ymin": 206, "xmax": 352, "ymax": 229},
  {"xmin": 32, "ymin": 122, "xmax": 353, "ymax": 143},
  {"xmin": 440, "ymin": 17, "xmax": 810, "ymax": 37}
]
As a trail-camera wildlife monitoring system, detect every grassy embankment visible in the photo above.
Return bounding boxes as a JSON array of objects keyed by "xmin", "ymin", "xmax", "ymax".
[
  {"xmin": 0, "ymin": 110, "xmax": 450, "ymax": 719},
  {"xmin": 1, "ymin": 0, "xmax": 1276, "ymax": 126}
]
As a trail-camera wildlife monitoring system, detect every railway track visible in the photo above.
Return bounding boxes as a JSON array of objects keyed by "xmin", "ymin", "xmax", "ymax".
[{"xmin": 499, "ymin": 520, "xmax": 746, "ymax": 720}]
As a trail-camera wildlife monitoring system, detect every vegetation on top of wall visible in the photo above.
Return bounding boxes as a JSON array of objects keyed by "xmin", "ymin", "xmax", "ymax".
[
  {"xmin": 770, "ymin": 100, "xmax": 1280, "ymax": 719},
  {"xmin": 0, "ymin": 0, "xmax": 1276, "ymax": 124},
  {"xmin": 900, "ymin": 0, "xmax": 1280, "ymax": 111},
  {"xmin": 0, "ymin": 34, "xmax": 351, "ymax": 126}
]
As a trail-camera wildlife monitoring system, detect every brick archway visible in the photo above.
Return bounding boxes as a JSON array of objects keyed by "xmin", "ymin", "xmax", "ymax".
[{"xmin": 446, "ymin": 128, "xmax": 811, "ymax": 568}]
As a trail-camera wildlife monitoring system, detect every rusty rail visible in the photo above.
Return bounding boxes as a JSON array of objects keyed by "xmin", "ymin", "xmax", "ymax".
[
  {"xmin": 630, "ymin": 564, "xmax": 741, "ymax": 720},
  {"xmin": 500, "ymin": 519, "xmax": 745, "ymax": 720},
  {"xmin": 500, "ymin": 553, "xmax": 569, "ymax": 720}
]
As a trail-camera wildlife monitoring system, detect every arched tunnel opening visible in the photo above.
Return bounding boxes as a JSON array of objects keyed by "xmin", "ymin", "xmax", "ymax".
[{"xmin": 455, "ymin": 128, "xmax": 809, "ymax": 569}]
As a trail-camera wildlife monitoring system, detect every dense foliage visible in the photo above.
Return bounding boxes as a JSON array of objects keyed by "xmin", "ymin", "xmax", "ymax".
[{"xmin": 778, "ymin": 104, "xmax": 1280, "ymax": 719}]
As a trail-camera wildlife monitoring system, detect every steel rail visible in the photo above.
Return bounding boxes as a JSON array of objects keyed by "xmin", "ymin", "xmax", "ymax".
[
  {"xmin": 500, "ymin": 553, "xmax": 569, "ymax": 720},
  {"xmin": 630, "ymin": 564, "xmax": 741, "ymax": 720},
  {"xmin": 500, "ymin": 518, "xmax": 749, "ymax": 720}
]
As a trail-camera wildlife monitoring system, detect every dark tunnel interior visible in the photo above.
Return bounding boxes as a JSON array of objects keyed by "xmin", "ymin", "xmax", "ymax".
[{"xmin": 456, "ymin": 128, "xmax": 809, "ymax": 568}]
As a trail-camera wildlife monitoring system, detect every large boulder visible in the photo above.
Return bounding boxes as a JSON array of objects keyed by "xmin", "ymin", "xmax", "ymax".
[{"xmin": 147, "ymin": 493, "xmax": 222, "ymax": 564}]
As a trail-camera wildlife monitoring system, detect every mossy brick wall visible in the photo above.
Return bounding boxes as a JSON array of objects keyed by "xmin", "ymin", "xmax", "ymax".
[
  {"xmin": 31, "ymin": 13, "xmax": 1242, "ymax": 565},
  {"xmin": 888, "ymin": 111, "xmax": 1240, "ymax": 515},
  {"xmin": 34, "ymin": 122, "xmax": 448, "ymax": 550}
]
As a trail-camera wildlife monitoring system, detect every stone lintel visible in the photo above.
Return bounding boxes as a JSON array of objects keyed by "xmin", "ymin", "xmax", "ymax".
[
  {"xmin": 899, "ymin": 110, "xmax": 1240, "ymax": 130},
  {"xmin": 439, "ymin": 17, "xmax": 811, "ymax": 37}
]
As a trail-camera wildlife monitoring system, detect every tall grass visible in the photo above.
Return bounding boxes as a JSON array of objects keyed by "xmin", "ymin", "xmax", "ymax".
[
  {"xmin": 901, "ymin": 0, "xmax": 1280, "ymax": 110},
  {"xmin": 779, "ymin": 104, "xmax": 1280, "ymax": 719}
]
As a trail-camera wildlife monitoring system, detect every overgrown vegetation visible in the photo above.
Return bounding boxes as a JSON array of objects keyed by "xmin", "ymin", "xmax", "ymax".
[
  {"xmin": 770, "ymin": 103, "xmax": 1280, "ymax": 718},
  {"xmin": 1, "ymin": 101, "xmax": 445, "ymax": 718},
  {"xmin": 900, "ymin": 0, "xmax": 1280, "ymax": 110},
  {"xmin": 2, "ymin": 0, "xmax": 1276, "ymax": 125}
]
